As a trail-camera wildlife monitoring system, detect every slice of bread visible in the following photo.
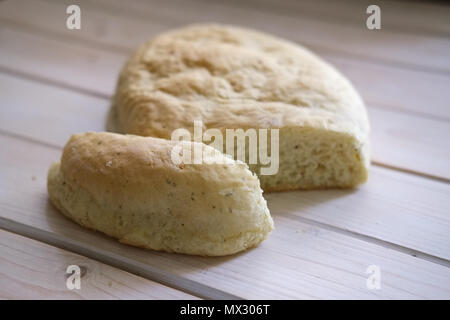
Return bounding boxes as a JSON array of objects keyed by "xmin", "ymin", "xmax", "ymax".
[
  {"xmin": 47, "ymin": 132, "xmax": 274, "ymax": 256},
  {"xmin": 109, "ymin": 24, "xmax": 370, "ymax": 191}
]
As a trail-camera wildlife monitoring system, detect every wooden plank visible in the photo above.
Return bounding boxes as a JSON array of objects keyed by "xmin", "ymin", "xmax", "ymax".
[
  {"xmin": 0, "ymin": 219, "xmax": 237, "ymax": 300},
  {"xmin": 0, "ymin": 26, "xmax": 125, "ymax": 98},
  {"xmin": 265, "ymin": 166, "xmax": 450, "ymax": 261},
  {"xmin": 90, "ymin": 0, "xmax": 450, "ymax": 73},
  {"xmin": 1, "ymin": 67, "xmax": 449, "ymax": 181},
  {"xmin": 224, "ymin": 0, "xmax": 450, "ymax": 36},
  {"xmin": 0, "ymin": 0, "xmax": 166, "ymax": 53},
  {"xmin": 0, "ymin": 73, "xmax": 108, "ymax": 148},
  {"xmin": 0, "ymin": 229, "xmax": 198, "ymax": 299},
  {"xmin": 323, "ymin": 54, "xmax": 450, "ymax": 121},
  {"xmin": 1, "ymin": 25, "xmax": 449, "ymax": 121},
  {"xmin": 369, "ymin": 107, "xmax": 450, "ymax": 180},
  {"xmin": 0, "ymin": 0, "xmax": 448, "ymax": 301},
  {"xmin": 1, "ymin": 0, "xmax": 450, "ymax": 73},
  {"xmin": 0, "ymin": 134, "xmax": 449, "ymax": 299}
]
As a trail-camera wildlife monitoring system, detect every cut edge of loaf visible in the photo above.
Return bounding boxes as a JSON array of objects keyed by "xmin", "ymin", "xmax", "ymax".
[{"xmin": 254, "ymin": 126, "xmax": 369, "ymax": 192}]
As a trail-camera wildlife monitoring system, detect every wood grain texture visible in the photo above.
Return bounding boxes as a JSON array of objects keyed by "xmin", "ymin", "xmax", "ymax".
[
  {"xmin": 1, "ymin": 24, "xmax": 449, "ymax": 121},
  {"xmin": 0, "ymin": 26, "xmax": 125, "ymax": 98},
  {"xmin": 0, "ymin": 0, "xmax": 164, "ymax": 53},
  {"xmin": 322, "ymin": 54, "xmax": 450, "ymax": 121},
  {"xmin": 0, "ymin": 229, "xmax": 198, "ymax": 299},
  {"xmin": 265, "ymin": 167, "xmax": 450, "ymax": 261},
  {"xmin": 220, "ymin": 0, "xmax": 450, "ymax": 36},
  {"xmin": 88, "ymin": 0, "xmax": 450, "ymax": 72},
  {"xmin": 369, "ymin": 108, "xmax": 450, "ymax": 180},
  {"xmin": 0, "ymin": 124, "xmax": 449, "ymax": 299},
  {"xmin": 0, "ymin": 74, "xmax": 108, "ymax": 148},
  {"xmin": 2, "ymin": 0, "xmax": 450, "ymax": 74}
]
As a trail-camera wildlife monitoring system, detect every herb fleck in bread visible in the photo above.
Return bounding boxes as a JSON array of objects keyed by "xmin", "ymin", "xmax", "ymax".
[
  {"xmin": 109, "ymin": 24, "xmax": 370, "ymax": 191},
  {"xmin": 47, "ymin": 132, "xmax": 273, "ymax": 256}
]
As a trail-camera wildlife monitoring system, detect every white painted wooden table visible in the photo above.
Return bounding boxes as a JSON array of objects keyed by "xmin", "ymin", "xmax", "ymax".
[{"xmin": 0, "ymin": 0, "xmax": 449, "ymax": 299}]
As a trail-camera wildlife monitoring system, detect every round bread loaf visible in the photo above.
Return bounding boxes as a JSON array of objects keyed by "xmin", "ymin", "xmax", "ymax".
[
  {"xmin": 47, "ymin": 132, "xmax": 274, "ymax": 256},
  {"xmin": 109, "ymin": 24, "xmax": 370, "ymax": 191}
]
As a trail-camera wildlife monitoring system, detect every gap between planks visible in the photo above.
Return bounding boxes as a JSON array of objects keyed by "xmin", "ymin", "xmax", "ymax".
[
  {"xmin": 0, "ymin": 216, "xmax": 240, "ymax": 300},
  {"xmin": 371, "ymin": 161, "xmax": 450, "ymax": 185},
  {"xmin": 283, "ymin": 214, "xmax": 450, "ymax": 268},
  {"xmin": 0, "ymin": 64, "xmax": 110, "ymax": 101},
  {"xmin": 201, "ymin": 0, "xmax": 450, "ymax": 38},
  {"xmin": 0, "ymin": 229, "xmax": 200, "ymax": 299}
]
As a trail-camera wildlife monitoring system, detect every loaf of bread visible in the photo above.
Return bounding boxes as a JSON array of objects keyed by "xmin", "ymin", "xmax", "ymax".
[
  {"xmin": 109, "ymin": 24, "xmax": 370, "ymax": 191},
  {"xmin": 47, "ymin": 132, "xmax": 274, "ymax": 256}
]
